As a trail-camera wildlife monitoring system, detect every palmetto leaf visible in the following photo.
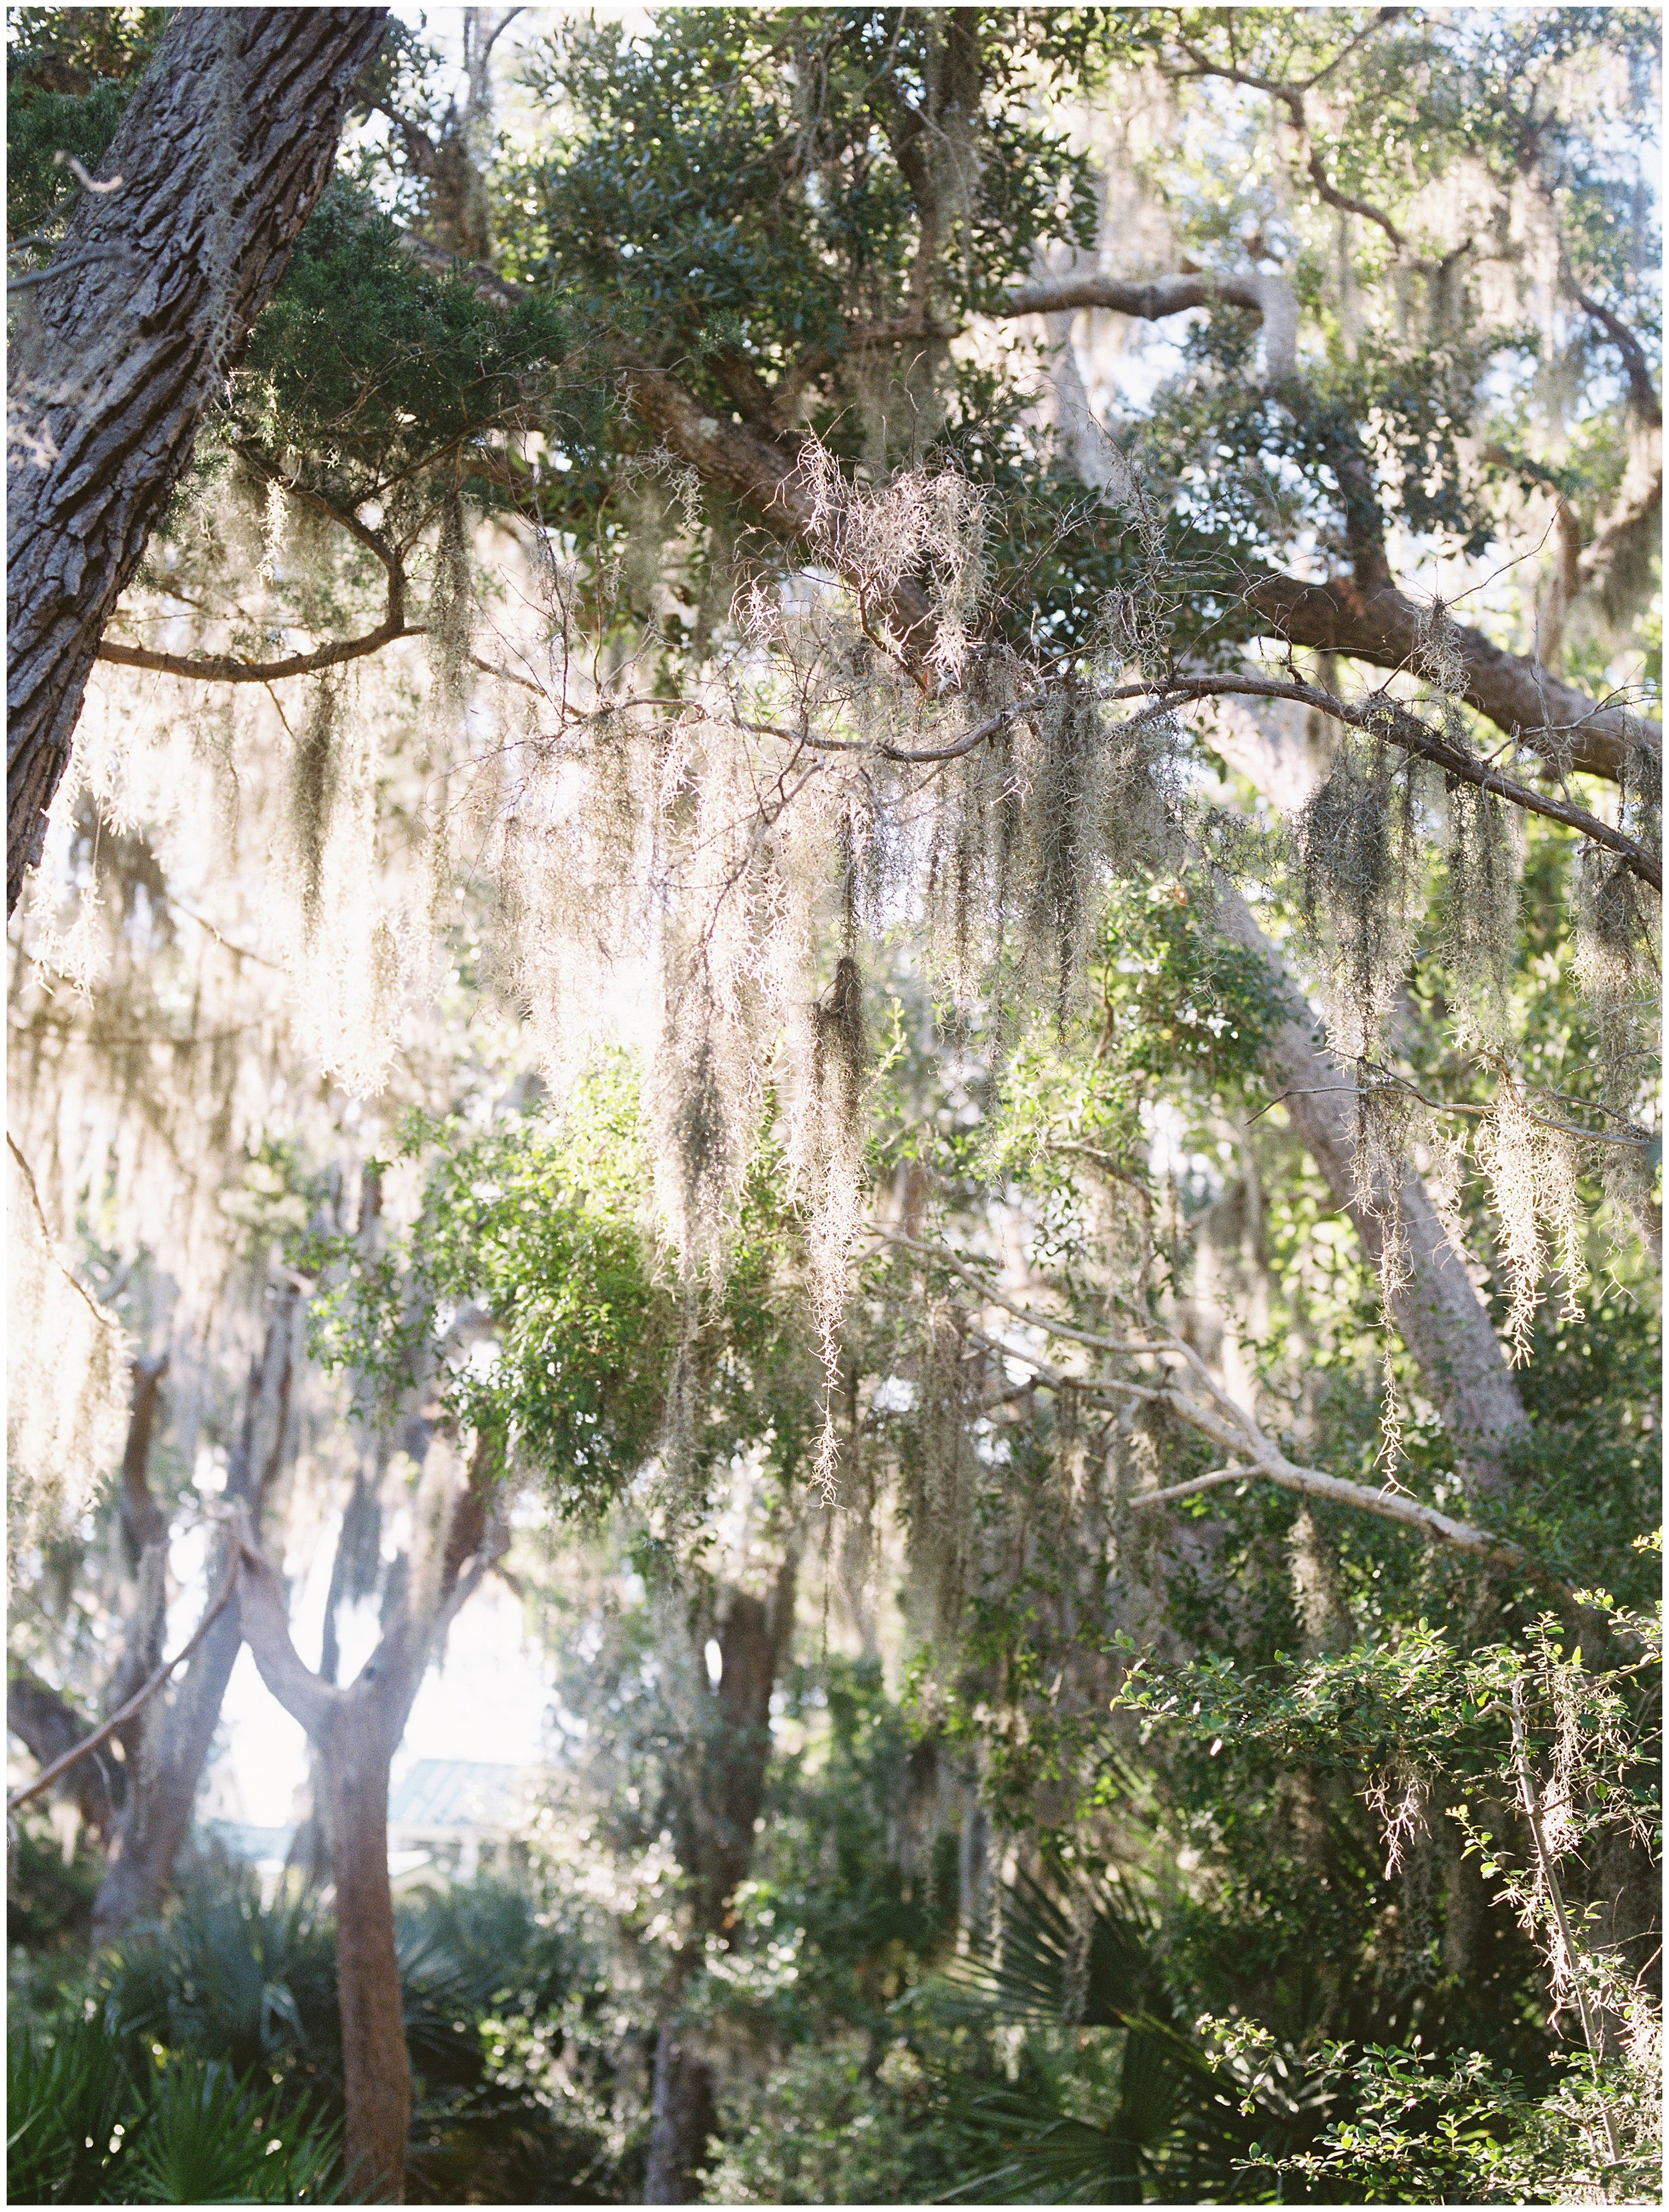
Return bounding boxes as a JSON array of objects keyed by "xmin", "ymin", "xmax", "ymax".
[{"xmin": 936, "ymin": 1864, "xmax": 1325, "ymax": 2203}]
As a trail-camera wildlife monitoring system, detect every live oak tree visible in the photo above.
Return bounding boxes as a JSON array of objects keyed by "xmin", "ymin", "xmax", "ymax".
[{"xmin": 6, "ymin": 8, "xmax": 1659, "ymax": 2205}]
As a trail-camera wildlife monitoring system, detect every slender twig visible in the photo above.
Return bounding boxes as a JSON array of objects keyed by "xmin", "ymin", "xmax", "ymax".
[{"xmin": 7, "ymin": 1133, "xmax": 120, "ymax": 1332}]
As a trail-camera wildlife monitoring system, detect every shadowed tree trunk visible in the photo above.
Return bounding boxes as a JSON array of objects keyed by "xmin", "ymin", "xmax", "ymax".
[
  {"xmin": 6, "ymin": 1665, "xmax": 124, "ymax": 1842},
  {"xmin": 235, "ymin": 1431, "xmax": 507, "ymax": 2204},
  {"xmin": 89, "ymin": 1284, "xmax": 301, "ymax": 1951},
  {"xmin": 645, "ymin": 1559, "xmax": 798, "ymax": 2204},
  {"xmin": 7, "ymin": 5, "xmax": 389, "ymax": 912}
]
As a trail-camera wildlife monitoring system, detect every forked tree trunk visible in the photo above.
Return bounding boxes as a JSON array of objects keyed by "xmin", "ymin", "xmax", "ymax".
[
  {"xmin": 236, "ymin": 1434, "xmax": 504, "ymax": 2203},
  {"xmin": 7, "ymin": 5, "xmax": 389, "ymax": 912}
]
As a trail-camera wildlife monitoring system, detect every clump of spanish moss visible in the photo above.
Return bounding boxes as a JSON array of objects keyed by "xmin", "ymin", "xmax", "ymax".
[
  {"xmin": 1413, "ymin": 596, "xmax": 1470, "ymax": 711},
  {"xmin": 278, "ymin": 673, "xmax": 414, "ymax": 1095},
  {"xmin": 1573, "ymin": 845, "xmax": 1661, "ymax": 1253},
  {"xmin": 897, "ymin": 1300, "xmax": 977, "ymax": 1649},
  {"xmin": 427, "ymin": 489, "xmax": 476, "ymax": 724},
  {"xmin": 791, "ymin": 954, "xmax": 869, "ymax": 1496},
  {"xmin": 1296, "ymin": 738, "xmax": 1419, "ymax": 1061},
  {"xmin": 1443, "ymin": 782, "xmax": 1521, "ymax": 1049},
  {"xmin": 1475, "ymin": 1085, "xmax": 1588, "ymax": 1361},
  {"xmin": 290, "ymin": 675, "xmax": 341, "ymax": 941}
]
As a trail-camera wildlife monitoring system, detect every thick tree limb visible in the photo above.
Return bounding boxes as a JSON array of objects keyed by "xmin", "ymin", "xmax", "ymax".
[
  {"xmin": 117, "ymin": 1351, "xmax": 170, "ymax": 1564},
  {"xmin": 1007, "ymin": 270, "xmax": 1300, "ymax": 384},
  {"xmin": 1006, "ymin": 275, "xmax": 1657, "ymax": 782},
  {"xmin": 7, "ymin": 5, "xmax": 391, "ymax": 913},
  {"xmin": 1242, "ymin": 572, "xmax": 1658, "ymax": 787},
  {"xmin": 1209, "ymin": 882, "xmax": 1535, "ymax": 1492}
]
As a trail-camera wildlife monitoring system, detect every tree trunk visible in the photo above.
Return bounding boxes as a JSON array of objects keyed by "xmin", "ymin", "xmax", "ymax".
[
  {"xmin": 645, "ymin": 1562, "xmax": 796, "ymax": 2203},
  {"xmin": 91, "ymin": 1284, "xmax": 299, "ymax": 1951},
  {"xmin": 6, "ymin": 1667, "xmax": 124, "ymax": 1840},
  {"xmin": 645, "ymin": 2018, "xmax": 719, "ymax": 2207},
  {"xmin": 234, "ymin": 1432, "xmax": 506, "ymax": 2205},
  {"xmin": 318, "ymin": 1691, "xmax": 408, "ymax": 2203},
  {"xmin": 1214, "ymin": 882, "xmax": 1531, "ymax": 1496},
  {"xmin": 7, "ymin": 5, "xmax": 389, "ymax": 913}
]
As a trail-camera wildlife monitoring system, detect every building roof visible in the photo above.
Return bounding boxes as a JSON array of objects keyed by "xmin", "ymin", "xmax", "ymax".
[{"xmin": 387, "ymin": 1758, "xmax": 531, "ymax": 1833}]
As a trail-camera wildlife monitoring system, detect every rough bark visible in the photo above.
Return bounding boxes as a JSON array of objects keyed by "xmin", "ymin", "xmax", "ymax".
[
  {"xmin": 236, "ymin": 1434, "xmax": 505, "ymax": 2203},
  {"xmin": 1214, "ymin": 884, "xmax": 1530, "ymax": 1494},
  {"xmin": 7, "ymin": 5, "xmax": 390, "ymax": 913},
  {"xmin": 90, "ymin": 1284, "xmax": 300, "ymax": 1952},
  {"xmin": 644, "ymin": 1563, "xmax": 797, "ymax": 2204}
]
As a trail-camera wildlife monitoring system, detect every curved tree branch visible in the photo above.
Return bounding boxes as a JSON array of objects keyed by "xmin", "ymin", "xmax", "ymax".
[
  {"xmin": 96, "ymin": 473, "xmax": 419, "ymax": 684},
  {"xmin": 1154, "ymin": 673, "xmax": 1660, "ymax": 891},
  {"xmin": 885, "ymin": 1235, "xmax": 1572, "ymax": 1602}
]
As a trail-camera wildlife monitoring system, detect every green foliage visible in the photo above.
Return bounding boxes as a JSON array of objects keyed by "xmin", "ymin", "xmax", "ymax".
[
  {"xmin": 236, "ymin": 183, "xmax": 595, "ymax": 519},
  {"xmin": 69, "ymin": 1868, "xmax": 630, "ymax": 2205},
  {"xmin": 6, "ymin": 2016, "xmax": 348, "ymax": 2205},
  {"xmin": 5, "ymin": 7, "xmax": 162, "ymax": 242},
  {"xmin": 5, "ymin": 1802, "xmax": 103, "ymax": 1953},
  {"xmin": 704, "ymin": 2040, "xmax": 957, "ymax": 2206},
  {"xmin": 103, "ymin": 1876, "xmax": 342, "ymax": 2093},
  {"xmin": 737, "ymin": 1658, "xmax": 961, "ymax": 2036},
  {"xmin": 507, "ymin": 9, "xmax": 1095, "ymax": 362},
  {"xmin": 1111, "ymin": 1607, "xmax": 1660, "ymax": 1861},
  {"xmin": 930, "ymin": 1864, "xmax": 1325, "ymax": 2203},
  {"xmin": 305, "ymin": 1065, "xmax": 672, "ymax": 1506}
]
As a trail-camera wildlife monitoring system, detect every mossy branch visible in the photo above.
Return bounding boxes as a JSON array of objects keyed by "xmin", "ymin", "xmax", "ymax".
[
  {"xmin": 95, "ymin": 471, "xmax": 421, "ymax": 685},
  {"xmin": 882, "ymin": 1233, "xmax": 1586, "ymax": 1608}
]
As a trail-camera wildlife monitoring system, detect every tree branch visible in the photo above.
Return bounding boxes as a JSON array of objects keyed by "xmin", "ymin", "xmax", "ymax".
[
  {"xmin": 6, "ymin": 1667, "xmax": 124, "ymax": 1834},
  {"xmin": 387, "ymin": 234, "xmax": 1659, "ymax": 789},
  {"xmin": 5, "ymin": 1540, "xmax": 239, "ymax": 1816},
  {"xmin": 1572, "ymin": 292, "xmax": 1662, "ymax": 426},
  {"xmin": 886, "ymin": 1236, "xmax": 1571, "ymax": 1599},
  {"xmin": 1242, "ymin": 572, "xmax": 1658, "ymax": 786},
  {"xmin": 96, "ymin": 472, "xmax": 418, "ymax": 684},
  {"xmin": 1005, "ymin": 269, "xmax": 1299, "ymax": 384},
  {"xmin": 1154, "ymin": 672, "xmax": 1660, "ymax": 891}
]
